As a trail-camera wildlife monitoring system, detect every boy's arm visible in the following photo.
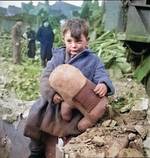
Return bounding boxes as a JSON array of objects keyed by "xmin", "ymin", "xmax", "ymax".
[
  {"xmin": 39, "ymin": 61, "xmax": 56, "ymax": 103},
  {"xmin": 93, "ymin": 62, "xmax": 115, "ymax": 96},
  {"xmin": 94, "ymin": 83, "xmax": 107, "ymax": 97}
]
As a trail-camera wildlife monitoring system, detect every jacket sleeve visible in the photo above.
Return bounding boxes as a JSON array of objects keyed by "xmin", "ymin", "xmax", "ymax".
[
  {"xmin": 36, "ymin": 27, "xmax": 44, "ymax": 43},
  {"xmin": 93, "ymin": 60, "xmax": 115, "ymax": 96},
  {"xmin": 12, "ymin": 26, "xmax": 18, "ymax": 44},
  {"xmin": 39, "ymin": 59, "xmax": 56, "ymax": 103}
]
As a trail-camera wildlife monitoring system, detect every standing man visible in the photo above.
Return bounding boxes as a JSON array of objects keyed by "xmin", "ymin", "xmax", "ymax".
[
  {"xmin": 26, "ymin": 25, "xmax": 36, "ymax": 58},
  {"xmin": 36, "ymin": 19, "xmax": 54, "ymax": 68},
  {"xmin": 12, "ymin": 19, "xmax": 22, "ymax": 64}
]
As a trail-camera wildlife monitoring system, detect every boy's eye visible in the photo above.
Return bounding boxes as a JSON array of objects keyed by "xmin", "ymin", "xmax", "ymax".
[
  {"xmin": 67, "ymin": 40, "xmax": 71, "ymax": 42},
  {"xmin": 77, "ymin": 40, "xmax": 81, "ymax": 42}
]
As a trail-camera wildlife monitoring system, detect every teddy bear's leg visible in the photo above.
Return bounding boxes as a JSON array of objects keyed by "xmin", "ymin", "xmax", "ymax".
[{"xmin": 61, "ymin": 102, "xmax": 72, "ymax": 121}]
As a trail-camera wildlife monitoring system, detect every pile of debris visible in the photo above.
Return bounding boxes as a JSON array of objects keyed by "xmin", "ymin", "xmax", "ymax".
[{"xmin": 62, "ymin": 98, "xmax": 150, "ymax": 157}]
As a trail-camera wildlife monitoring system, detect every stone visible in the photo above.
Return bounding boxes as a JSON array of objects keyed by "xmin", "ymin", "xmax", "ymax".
[
  {"xmin": 108, "ymin": 146, "xmax": 120, "ymax": 157},
  {"xmin": 92, "ymin": 136, "xmax": 105, "ymax": 147},
  {"xmin": 114, "ymin": 126, "xmax": 125, "ymax": 134},
  {"xmin": 75, "ymin": 137, "xmax": 82, "ymax": 143},
  {"xmin": 114, "ymin": 116, "xmax": 125, "ymax": 126},
  {"xmin": 118, "ymin": 148, "xmax": 144, "ymax": 157},
  {"xmin": 102, "ymin": 119, "xmax": 111, "ymax": 127},
  {"xmin": 107, "ymin": 135, "xmax": 129, "ymax": 157},
  {"xmin": 144, "ymin": 149, "xmax": 150, "ymax": 158},
  {"xmin": 135, "ymin": 125, "xmax": 147, "ymax": 139},
  {"xmin": 130, "ymin": 98, "xmax": 149, "ymax": 120},
  {"xmin": 129, "ymin": 138, "xmax": 143, "ymax": 154},
  {"xmin": 97, "ymin": 152, "xmax": 105, "ymax": 158},
  {"xmin": 143, "ymin": 137, "xmax": 150, "ymax": 149},
  {"xmin": 110, "ymin": 120, "xmax": 117, "ymax": 128},
  {"xmin": 82, "ymin": 139, "xmax": 91, "ymax": 143},
  {"xmin": 120, "ymin": 104, "xmax": 132, "ymax": 113},
  {"xmin": 128, "ymin": 133, "xmax": 136, "ymax": 140},
  {"xmin": 113, "ymin": 136, "xmax": 129, "ymax": 150},
  {"xmin": 120, "ymin": 114, "xmax": 138, "ymax": 125},
  {"xmin": 125, "ymin": 124, "xmax": 136, "ymax": 132},
  {"xmin": 22, "ymin": 109, "xmax": 30, "ymax": 119}
]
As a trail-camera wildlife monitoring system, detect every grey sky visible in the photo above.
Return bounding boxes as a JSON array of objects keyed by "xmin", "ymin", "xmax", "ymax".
[{"xmin": 0, "ymin": 1, "xmax": 83, "ymax": 8}]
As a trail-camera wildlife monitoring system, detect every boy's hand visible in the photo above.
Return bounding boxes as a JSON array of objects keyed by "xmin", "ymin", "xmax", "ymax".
[
  {"xmin": 94, "ymin": 83, "xmax": 107, "ymax": 97},
  {"xmin": 53, "ymin": 93, "xmax": 64, "ymax": 104}
]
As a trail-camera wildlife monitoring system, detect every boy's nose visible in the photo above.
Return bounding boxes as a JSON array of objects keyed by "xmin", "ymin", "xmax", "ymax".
[{"xmin": 72, "ymin": 42, "xmax": 77, "ymax": 47}]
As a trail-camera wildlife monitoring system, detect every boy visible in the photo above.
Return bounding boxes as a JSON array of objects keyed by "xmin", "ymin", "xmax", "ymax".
[{"xmin": 24, "ymin": 18, "xmax": 115, "ymax": 158}]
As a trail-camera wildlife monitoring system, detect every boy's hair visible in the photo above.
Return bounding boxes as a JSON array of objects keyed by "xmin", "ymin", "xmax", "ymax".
[{"xmin": 61, "ymin": 18, "xmax": 89, "ymax": 39}]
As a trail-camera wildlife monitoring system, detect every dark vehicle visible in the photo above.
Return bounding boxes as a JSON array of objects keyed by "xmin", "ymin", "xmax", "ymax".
[{"xmin": 104, "ymin": 0, "xmax": 150, "ymax": 96}]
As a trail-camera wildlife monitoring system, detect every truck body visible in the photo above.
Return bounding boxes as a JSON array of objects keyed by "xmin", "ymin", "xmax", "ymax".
[{"xmin": 104, "ymin": 0, "xmax": 150, "ymax": 96}]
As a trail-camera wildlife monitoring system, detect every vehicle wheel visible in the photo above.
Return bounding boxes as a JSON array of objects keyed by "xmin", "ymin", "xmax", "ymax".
[{"xmin": 146, "ymin": 74, "xmax": 150, "ymax": 97}]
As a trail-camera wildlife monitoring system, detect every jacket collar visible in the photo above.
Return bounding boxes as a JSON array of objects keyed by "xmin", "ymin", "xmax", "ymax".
[{"xmin": 67, "ymin": 48, "xmax": 94, "ymax": 64}]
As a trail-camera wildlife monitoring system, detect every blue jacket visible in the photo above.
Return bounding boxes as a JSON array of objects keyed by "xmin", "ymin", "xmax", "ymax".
[
  {"xmin": 40, "ymin": 46, "xmax": 115, "ymax": 102},
  {"xmin": 36, "ymin": 25, "xmax": 54, "ymax": 60},
  {"xmin": 24, "ymin": 46, "xmax": 115, "ymax": 140}
]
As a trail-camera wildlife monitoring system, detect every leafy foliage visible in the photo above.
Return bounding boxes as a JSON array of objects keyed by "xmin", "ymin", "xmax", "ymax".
[
  {"xmin": 89, "ymin": 30, "xmax": 131, "ymax": 74},
  {"xmin": 109, "ymin": 97, "xmax": 129, "ymax": 113},
  {"xmin": 80, "ymin": 3, "xmax": 92, "ymax": 20},
  {"xmin": 53, "ymin": 29, "xmax": 65, "ymax": 48},
  {"xmin": 0, "ymin": 39, "xmax": 43, "ymax": 101}
]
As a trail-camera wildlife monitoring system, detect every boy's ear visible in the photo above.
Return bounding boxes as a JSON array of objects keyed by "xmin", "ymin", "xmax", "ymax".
[
  {"xmin": 62, "ymin": 37, "xmax": 65, "ymax": 43},
  {"xmin": 86, "ymin": 37, "xmax": 90, "ymax": 44}
]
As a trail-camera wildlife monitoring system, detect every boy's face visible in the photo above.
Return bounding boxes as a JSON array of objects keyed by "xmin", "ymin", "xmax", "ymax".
[{"xmin": 62, "ymin": 31, "xmax": 90, "ymax": 55}]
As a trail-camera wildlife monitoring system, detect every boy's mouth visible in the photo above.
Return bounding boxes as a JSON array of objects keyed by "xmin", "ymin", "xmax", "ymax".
[{"xmin": 70, "ymin": 50, "xmax": 78, "ymax": 54}]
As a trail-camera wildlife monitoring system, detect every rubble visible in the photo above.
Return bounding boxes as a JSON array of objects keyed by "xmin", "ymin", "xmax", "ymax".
[
  {"xmin": 118, "ymin": 148, "xmax": 144, "ymax": 157},
  {"xmin": 62, "ymin": 98, "xmax": 150, "ymax": 157}
]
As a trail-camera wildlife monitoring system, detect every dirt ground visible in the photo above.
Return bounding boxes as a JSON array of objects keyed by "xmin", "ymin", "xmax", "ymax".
[
  {"xmin": 61, "ymin": 77, "xmax": 150, "ymax": 157},
  {"xmin": 0, "ymin": 59, "xmax": 149, "ymax": 157}
]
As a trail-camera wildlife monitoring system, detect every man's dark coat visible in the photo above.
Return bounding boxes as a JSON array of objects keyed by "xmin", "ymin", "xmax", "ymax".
[{"xmin": 36, "ymin": 25, "xmax": 54, "ymax": 60}]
